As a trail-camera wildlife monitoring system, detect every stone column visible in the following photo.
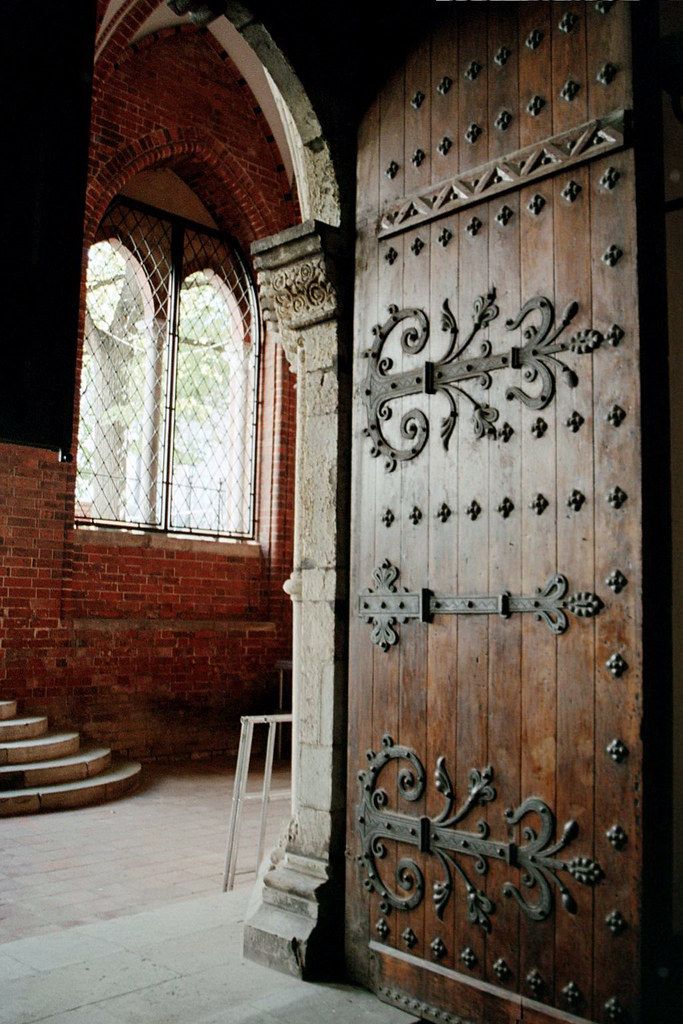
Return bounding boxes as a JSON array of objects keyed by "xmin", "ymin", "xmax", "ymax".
[{"xmin": 243, "ymin": 220, "xmax": 348, "ymax": 979}]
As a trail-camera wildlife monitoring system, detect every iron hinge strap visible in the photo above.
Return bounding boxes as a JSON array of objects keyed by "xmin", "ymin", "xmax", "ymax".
[{"xmin": 359, "ymin": 560, "xmax": 604, "ymax": 650}]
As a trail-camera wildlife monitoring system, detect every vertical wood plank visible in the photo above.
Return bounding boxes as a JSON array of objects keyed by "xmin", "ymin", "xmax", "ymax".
[
  {"xmin": 517, "ymin": 1, "xmax": 558, "ymax": 980},
  {"xmin": 591, "ymin": 146, "xmax": 641, "ymax": 1023},
  {"xmin": 586, "ymin": 0, "xmax": 632, "ymax": 120},
  {"xmin": 399, "ymin": 31, "xmax": 432, "ymax": 962},
  {"xmin": 425, "ymin": 12, "xmax": 460, "ymax": 975},
  {"xmin": 551, "ymin": 1, "xmax": 589, "ymax": 135},
  {"xmin": 453, "ymin": 213, "xmax": 490, "ymax": 983},
  {"xmin": 553, "ymin": 159, "xmax": 596, "ymax": 1017},
  {"xmin": 484, "ymin": 1, "xmax": 522, "ymax": 994},
  {"xmin": 518, "ymin": 183, "xmax": 559, "ymax": 1007},
  {"xmin": 518, "ymin": 2, "xmax": 553, "ymax": 150},
  {"xmin": 458, "ymin": 6, "xmax": 488, "ymax": 174},
  {"xmin": 346, "ymin": 91, "xmax": 380, "ymax": 984},
  {"xmin": 372, "ymin": 63, "xmax": 406, "ymax": 955}
]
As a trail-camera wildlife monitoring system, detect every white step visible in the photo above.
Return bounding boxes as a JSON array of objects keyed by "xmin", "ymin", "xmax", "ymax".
[
  {"xmin": 0, "ymin": 716, "xmax": 48, "ymax": 741},
  {"xmin": 0, "ymin": 731, "xmax": 80, "ymax": 765},
  {"xmin": 0, "ymin": 760, "xmax": 142, "ymax": 816},
  {"xmin": 0, "ymin": 745, "xmax": 112, "ymax": 789},
  {"xmin": 0, "ymin": 700, "xmax": 17, "ymax": 720}
]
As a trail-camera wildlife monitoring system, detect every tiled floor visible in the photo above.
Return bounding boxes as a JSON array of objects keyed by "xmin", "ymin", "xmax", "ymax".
[
  {"xmin": 0, "ymin": 761, "xmax": 415, "ymax": 1023},
  {"xmin": 0, "ymin": 759, "xmax": 291, "ymax": 942}
]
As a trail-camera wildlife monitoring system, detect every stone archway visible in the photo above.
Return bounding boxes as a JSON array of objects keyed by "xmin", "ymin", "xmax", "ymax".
[
  {"xmin": 219, "ymin": 11, "xmax": 350, "ymax": 979},
  {"xmin": 93, "ymin": 0, "xmax": 350, "ymax": 978}
]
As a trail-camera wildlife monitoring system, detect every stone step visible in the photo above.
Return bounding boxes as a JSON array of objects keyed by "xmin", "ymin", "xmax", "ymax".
[
  {"xmin": 0, "ymin": 715, "xmax": 48, "ymax": 742},
  {"xmin": 0, "ymin": 731, "xmax": 80, "ymax": 766},
  {"xmin": 0, "ymin": 760, "xmax": 142, "ymax": 816},
  {"xmin": 0, "ymin": 700, "xmax": 17, "ymax": 720},
  {"xmin": 0, "ymin": 745, "xmax": 112, "ymax": 790}
]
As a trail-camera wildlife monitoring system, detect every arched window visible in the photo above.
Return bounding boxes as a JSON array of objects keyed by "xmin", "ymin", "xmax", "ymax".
[{"xmin": 76, "ymin": 200, "xmax": 260, "ymax": 538}]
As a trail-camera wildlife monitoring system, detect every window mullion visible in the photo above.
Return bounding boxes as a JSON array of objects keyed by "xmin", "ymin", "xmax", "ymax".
[{"xmin": 161, "ymin": 220, "xmax": 184, "ymax": 532}]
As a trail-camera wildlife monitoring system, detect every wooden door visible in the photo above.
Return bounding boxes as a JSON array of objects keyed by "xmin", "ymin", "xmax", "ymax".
[{"xmin": 346, "ymin": 4, "xmax": 662, "ymax": 1023}]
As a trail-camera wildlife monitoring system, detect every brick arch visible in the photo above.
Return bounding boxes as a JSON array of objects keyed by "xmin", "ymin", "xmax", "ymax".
[
  {"xmin": 94, "ymin": 0, "xmax": 341, "ymax": 225},
  {"xmin": 85, "ymin": 128, "xmax": 284, "ymax": 249}
]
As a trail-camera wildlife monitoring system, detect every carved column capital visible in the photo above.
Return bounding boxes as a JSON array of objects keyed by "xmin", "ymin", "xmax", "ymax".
[{"xmin": 252, "ymin": 220, "xmax": 341, "ymax": 371}]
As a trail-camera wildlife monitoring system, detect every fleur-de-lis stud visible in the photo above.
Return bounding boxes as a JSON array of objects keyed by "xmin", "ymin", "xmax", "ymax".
[
  {"xmin": 385, "ymin": 160, "xmax": 399, "ymax": 180},
  {"xmin": 496, "ymin": 205, "xmax": 514, "ymax": 226},
  {"xmin": 567, "ymin": 489, "xmax": 586, "ymax": 512},
  {"xmin": 561, "ymin": 79, "xmax": 580, "ymax": 102},
  {"xmin": 438, "ymin": 226, "xmax": 453, "ymax": 247},
  {"xmin": 606, "ymin": 323, "xmax": 625, "ymax": 346},
  {"xmin": 465, "ymin": 122, "xmax": 482, "ymax": 144},
  {"xmin": 527, "ymin": 94, "xmax": 546, "ymax": 117},
  {"xmin": 601, "ymin": 166, "xmax": 621, "ymax": 191},
  {"xmin": 604, "ymin": 997, "xmax": 626, "ymax": 1021},
  {"xmin": 495, "ymin": 110, "xmax": 513, "ymax": 132},
  {"xmin": 606, "ymin": 737, "xmax": 628, "ymax": 763},
  {"xmin": 410, "ymin": 237, "xmax": 424, "ymax": 256},
  {"xmin": 528, "ymin": 193, "xmax": 546, "ymax": 216},
  {"xmin": 411, "ymin": 148, "xmax": 426, "ymax": 167},
  {"xmin": 608, "ymin": 486, "xmax": 628, "ymax": 509},
  {"xmin": 531, "ymin": 416, "xmax": 548, "ymax": 438},
  {"xmin": 562, "ymin": 180, "xmax": 582, "ymax": 203},
  {"xmin": 606, "ymin": 569, "xmax": 628, "ymax": 594},
  {"xmin": 461, "ymin": 947, "xmax": 477, "ymax": 969},
  {"xmin": 494, "ymin": 46, "xmax": 511, "ymax": 66},
  {"xmin": 498, "ymin": 422, "xmax": 514, "ymax": 443},
  {"xmin": 375, "ymin": 917, "xmax": 389, "ymax": 939},
  {"xmin": 530, "ymin": 493, "xmax": 549, "ymax": 516},
  {"xmin": 526, "ymin": 28, "xmax": 544, "ymax": 50},
  {"xmin": 559, "ymin": 11, "xmax": 579, "ymax": 33},
  {"xmin": 437, "ymin": 135, "xmax": 452, "ymax": 156},
  {"xmin": 597, "ymin": 62, "xmax": 618, "ymax": 86},
  {"xmin": 606, "ymin": 652, "xmax": 628, "ymax": 677},
  {"xmin": 411, "ymin": 90, "xmax": 425, "ymax": 110},
  {"xmin": 605, "ymin": 909, "xmax": 627, "ymax": 934},
  {"xmin": 402, "ymin": 927, "xmax": 417, "ymax": 948},
  {"xmin": 380, "ymin": 508, "xmax": 394, "ymax": 527},
  {"xmin": 466, "ymin": 499, "xmax": 482, "ymax": 521},
  {"xmin": 562, "ymin": 982, "xmax": 582, "ymax": 1009},
  {"xmin": 526, "ymin": 969, "xmax": 545, "ymax": 996},
  {"xmin": 436, "ymin": 502, "xmax": 452, "ymax": 523},
  {"xmin": 384, "ymin": 247, "xmax": 398, "ymax": 265},
  {"xmin": 498, "ymin": 496, "xmax": 514, "ymax": 519},
  {"xmin": 606, "ymin": 824, "xmax": 628, "ymax": 850},
  {"xmin": 431, "ymin": 937, "xmax": 447, "ymax": 960},
  {"xmin": 566, "ymin": 410, "xmax": 585, "ymax": 432},
  {"xmin": 464, "ymin": 60, "xmax": 483, "ymax": 81},
  {"xmin": 603, "ymin": 245, "xmax": 623, "ymax": 267},
  {"xmin": 408, "ymin": 505, "xmax": 423, "ymax": 525},
  {"xmin": 493, "ymin": 958, "xmax": 511, "ymax": 982},
  {"xmin": 607, "ymin": 404, "xmax": 626, "ymax": 427},
  {"xmin": 466, "ymin": 216, "xmax": 483, "ymax": 236},
  {"xmin": 437, "ymin": 76, "xmax": 453, "ymax": 95}
]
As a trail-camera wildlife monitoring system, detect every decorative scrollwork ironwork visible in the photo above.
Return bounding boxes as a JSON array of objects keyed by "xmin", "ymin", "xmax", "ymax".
[
  {"xmin": 362, "ymin": 289, "xmax": 604, "ymax": 472},
  {"xmin": 358, "ymin": 559, "xmax": 604, "ymax": 649},
  {"xmin": 357, "ymin": 736, "xmax": 604, "ymax": 931}
]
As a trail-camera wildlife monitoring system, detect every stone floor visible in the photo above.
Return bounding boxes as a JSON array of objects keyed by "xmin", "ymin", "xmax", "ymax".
[
  {"xmin": 0, "ymin": 889, "xmax": 416, "ymax": 1024},
  {"xmin": 0, "ymin": 759, "xmax": 290, "ymax": 941},
  {"xmin": 0, "ymin": 760, "xmax": 415, "ymax": 1023}
]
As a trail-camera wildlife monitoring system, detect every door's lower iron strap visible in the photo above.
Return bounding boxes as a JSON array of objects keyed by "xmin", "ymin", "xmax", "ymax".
[
  {"xmin": 357, "ymin": 735, "xmax": 604, "ymax": 930},
  {"xmin": 359, "ymin": 559, "xmax": 603, "ymax": 651}
]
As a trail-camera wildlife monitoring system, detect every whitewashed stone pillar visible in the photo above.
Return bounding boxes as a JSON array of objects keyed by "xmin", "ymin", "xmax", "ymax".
[{"xmin": 244, "ymin": 220, "xmax": 348, "ymax": 978}]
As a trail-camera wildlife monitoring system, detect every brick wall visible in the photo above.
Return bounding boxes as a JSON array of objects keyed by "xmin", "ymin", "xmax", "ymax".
[{"xmin": 0, "ymin": 17, "xmax": 297, "ymax": 759}]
